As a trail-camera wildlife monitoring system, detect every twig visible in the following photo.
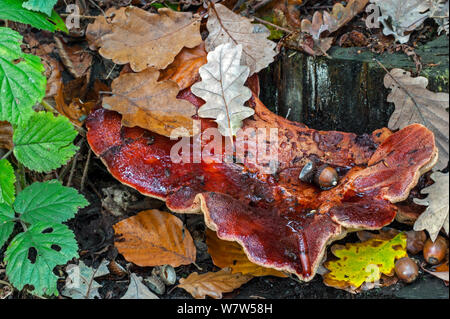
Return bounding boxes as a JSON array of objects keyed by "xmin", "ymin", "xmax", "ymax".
[
  {"xmin": 0, "ymin": 149, "xmax": 12, "ymax": 160},
  {"xmin": 251, "ymin": 16, "xmax": 293, "ymax": 34},
  {"xmin": 60, "ymin": 13, "xmax": 97, "ymax": 19},
  {"xmin": 66, "ymin": 150, "xmax": 80, "ymax": 187},
  {"xmin": 80, "ymin": 148, "xmax": 92, "ymax": 192}
]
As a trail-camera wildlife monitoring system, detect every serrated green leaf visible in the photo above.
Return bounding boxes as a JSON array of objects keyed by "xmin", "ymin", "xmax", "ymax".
[
  {"xmin": 5, "ymin": 222, "xmax": 78, "ymax": 296},
  {"xmin": 0, "ymin": 27, "xmax": 47, "ymax": 125},
  {"xmin": 0, "ymin": 0, "xmax": 67, "ymax": 32},
  {"xmin": 0, "ymin": 203, "xmax": 15, "ymax": 249},
  {"xmin": 13, "ymin": 112, "xmax": 78, "ymax": 172},
  {"xmin": 14, "ymin": 180, "xmax": 88, "ymax": 224},
  {"xmin": 22, "ymin": 0, "xmax": 58, "ymax": 17},
  {"xmin": 0, "ymin": 159, "xmax": 15, "ymax": 205}
]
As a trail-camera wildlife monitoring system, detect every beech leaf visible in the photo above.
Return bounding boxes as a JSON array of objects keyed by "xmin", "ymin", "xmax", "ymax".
[
  {"xmin": 113, "ymin": 210, "xmax": 196, "ymax": 267},
  {"xmin": 414, "ymin": 171, "xmax": 449, "ymax": 242},
  {"xmin": 206, "ymin": 229, "xmax": 287, "ymax": 277},
  {"xmin": 206, "ymin": 3, "xmax": 277, "ymax": 75},
  {"xmin": 191, "ymin": 43, "xmax": 254, "ymax": 137},
  {"xmin": 103, "ymin": 68, "xmax": 197, "ymax": 137},
  {"xmin": 384, "ymin": 68, "xmax": 449, "ymax": 170},
  {"xmin": 323, "ymin": 233, "xmax": 407, "ymax": 292},
  {"xmin": 86, "ymin": 7, "xmax": 202, "ymax": 72},
  {"xmin": 178, "ymin": 268, "xmax": 253, "ymax": 299}
]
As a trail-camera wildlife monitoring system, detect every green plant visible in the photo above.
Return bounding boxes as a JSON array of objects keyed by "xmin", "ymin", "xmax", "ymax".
[{"xmin": 0, "ymin": 0, "xmax": 88, "ymax": 297}]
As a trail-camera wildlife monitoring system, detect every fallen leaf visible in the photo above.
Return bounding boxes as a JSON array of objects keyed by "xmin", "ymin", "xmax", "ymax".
[
  {"xmin": 428, "ymin": 0, "xmax": 449, "ymax": 35},
  {"xmin": 206, "ymin": 3, "xmax": 277, "ymax": 75},
  {"xmin": 300, "ymin": 0, "xmax": 368, "ymax": 55},
  {"xmin": 206, "ymin": 229, "xmax": 287, "ymax": 277},
  {"xmin": 178, "ymin": 268, "xmax": 253, "ymax": 299},
  {"xmin": 0, "ymin": 121, "xmax": 13, "ymax": 150},
  {"xmin": 113, "ymin": 210, "xmax": 196, "ymax": 267},
  {"xmin": 121, "ymin": 273, "xmax": 159, "ymax": 299},
  {"xmin": 61, "ymin": 260, "xmax": 110, "ymax": 299},
  {"xmin": 191, "ymin": 43, "xmax": 253, "ymax": 137},
  {"xmin": 103, "ymin": 68, "xmax": 197, "ymax": 137},
  {"xmin": 323, "ymin": 233, "xmax": 407, "ymax": 292},
  {"xmin": 86, "ymin": 6, "xmax": 202, "ymax": 72},
  {"xmin": 371, "ymin": 0, "xmax": 431, "ymax": 43},
  {"xmin": 421, "ymin": 258, "xmax": 449, "ymax": 282},
  {"xmin": 414, "ymin": 172, "xmax": 449, "ymax": 242},
  {"xmin": 159, "ymin": 43, "xmax": 207, "ymax": 90},
  {"xmin": 384, "ymin": 68, "xmax": 449, "ymax": 170},
  {"xmin": 54, "ymin": 84, "xmax": 94, "ymax": 127},
  {"xmin": 54, "ymin": 37, "xmax": 92, "ymax": 79}
]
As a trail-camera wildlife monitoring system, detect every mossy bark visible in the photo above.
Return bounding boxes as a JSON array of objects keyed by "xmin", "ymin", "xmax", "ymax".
[{"xmin": 259, "ymin": 36, "xmax": 449, "ymax": 135}]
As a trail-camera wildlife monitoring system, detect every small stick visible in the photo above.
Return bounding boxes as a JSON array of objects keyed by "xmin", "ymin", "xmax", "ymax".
[
  {"xmin": 66, "ymin": 151, "xmax": 80, "ymax": 187},
  {"xmin": 60, "ymin": 13, "xmax": 97, "ymax": 19},
  {"xmin": 251, "ymin": 16, "xmax": 293, "ymax": 34},
  {"xmin": 80, "ymin": 148, "xmax": 92, "ymax": 192}
]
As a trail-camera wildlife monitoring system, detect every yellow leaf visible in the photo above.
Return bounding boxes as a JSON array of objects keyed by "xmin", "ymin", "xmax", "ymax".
[
  {"xmin": 323, "ymin": 233, "xmax": 407, "ymax": 291},
  {"xmin": 178, "ymin": 268, "xmax": 253, "ymax": 299},
  {"xmin": 113, "ymin": 210, "xmax": 196, "ymax": 267},
  {"xmin": 206, "ymin": 229, "xmax": 287, "ymax": 277}
]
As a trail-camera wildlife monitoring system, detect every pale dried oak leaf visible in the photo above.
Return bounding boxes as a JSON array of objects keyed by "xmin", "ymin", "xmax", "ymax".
[
  {"xmin": 178, "ymin": 268, "xmax": 253, "ymax": 299},
  {"xmin": 206, "ymin": 3, "xmax": 277, "ymax": 75},
  {"xmin": 384, "ymin": 68, "xmax": 449, "ymax": 170},
  {"xmin": 103, "ymin": 68, "xmax": 197, "ymax": 137},
  {"xmin": 191, "ymin": 43, "xmax": 253, "ymax": 137},
  {"xmin": 371, "ymin": 0, "xmax": 431, "ymax": 43},
  {"xmin": 414, "ymin": 171, "xmax": 449, "ymax": 242},
  {"xmin": 86, "ymin": 7, "xmax": 202, "ymax": 72},
  {"xmin": 113, "ymin": 210, "xmax": 196, "ymax": 267}
]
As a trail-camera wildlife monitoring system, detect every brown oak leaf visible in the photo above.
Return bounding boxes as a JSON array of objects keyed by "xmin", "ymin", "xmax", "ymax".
[
  {"xmin": 178, "ymin": 268, "xmax": 253, "ymax": 299},
  {"xmin": 86, "ymin": 6, "xmax": 202, "ymax": 72},
  {"xmin": 103, "ymin": 68, "xmax": 197, "ymax": 137}
]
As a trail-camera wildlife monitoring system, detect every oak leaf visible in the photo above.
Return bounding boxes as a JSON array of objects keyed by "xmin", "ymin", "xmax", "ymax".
[
  {"xmin": 159, "ymin": 43, "xmax": 207, "ymax": 91},
  {"xmin": 113, "ymin": 210, "xmax": 196, "ymax": 267},
  {"xmin": 121, "ymin": 273, "xmax": 159, "ymax": 299},
  {"xmin": 191, "ymin": 43, "xmax": 253, "ymax": 137},
  {"xmin": 414, "ymin": 171, "xmax": 449, "ymax": 242},
  {"xmin": 103, "ymin": 68, "xmax": 197, "ymax": 137},
  {"xmin": 178, "ymin": 268, "xmax": 253, "ymax": 299},
  {"xmin": 206, "ymin": 3, "xmax": 277, "ymax": 75},
  {"xmin": 300, "ymin": 0, "xmax": 368, "ymax": 55},
  {"xmin": 55, "ymin": 37, "xmax": 92, "ymax": 80},
  {"xmin": 371, "ymin": 0, "xmax": 431, "ymax": 43},
  {"xmin": 323, "ymin": 233, "xmax": 407, "ymax": 292},
  {"xmin": 384, "ymin": 68, "xmax": 449, "ymax": 170},
  {"xmin": 86, "ymin": 7, "xmax": 202, "ymax": 72},
  {"xmin": 206, "ymin": 229, "xmax": 288, "ymax": 277}
]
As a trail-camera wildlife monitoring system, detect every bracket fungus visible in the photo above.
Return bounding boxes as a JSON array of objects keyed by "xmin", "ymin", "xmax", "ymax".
[{"xmin": 86, "ymin": 75, "xmax": 437, "ymax": 281}]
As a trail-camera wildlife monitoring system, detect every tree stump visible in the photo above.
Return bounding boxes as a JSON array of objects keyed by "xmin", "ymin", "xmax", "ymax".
[{"xmin": 258, "ymin": 36, "xmax": 449, "ymax": 135}]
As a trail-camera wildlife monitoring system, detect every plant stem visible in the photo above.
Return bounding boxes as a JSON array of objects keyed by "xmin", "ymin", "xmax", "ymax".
[{"xmin": 0, "ymin": 149, "xmax": 12, "ymax": 160}]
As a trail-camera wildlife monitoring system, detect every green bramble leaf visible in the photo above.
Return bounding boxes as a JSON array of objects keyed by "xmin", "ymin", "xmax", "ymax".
[
  {"xmin": 0, "ymin": 203, "xmax": 15, "ymax": 249},
  {"xmin": 5, "ymin": 222, "xmax": 78, "ymax": 296},
  {"xmin": 0, "ymin": 0, "xmax": 67, "ymax": 32},
  {"xmin": 14, "ymin": 180, "xmax": 88, "ymax": 224},
  {"xmin": 13, "ymin": 112, "xmax": 78, "ymax": 172},
  {"xmin": 22, "ymin": 0, "xmax": 58, "ymax": 17},
  {"xmin": 0, "ymin": 159, "xmax": 15, "ymax": 205},
  {"xmin": 0, "ymin": 27, "xmax": 47, "ymax": 125}
]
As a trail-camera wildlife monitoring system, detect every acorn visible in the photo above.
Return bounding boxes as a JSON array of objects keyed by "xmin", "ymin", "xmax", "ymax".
[
  {"xmin": 314, "ymin": 165, "xmax": 339, "ymax": 189},
  {"xmin": 395, "ymin": 257, "xmax": 419, "ymax": 283},
  {"xmin": 423, "ymin": 236, "xmax": 448, "ymax": 265}
]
